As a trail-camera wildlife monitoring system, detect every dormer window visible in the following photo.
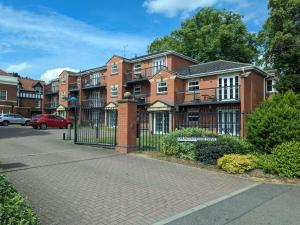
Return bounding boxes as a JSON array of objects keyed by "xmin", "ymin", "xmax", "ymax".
[
  {"xmin": 35, "ymin": 86, "xmax": 42, "ymax": 93},
  {"xmin": 111, "ymin": 63, "xmax": 118, "ymax": 75}
]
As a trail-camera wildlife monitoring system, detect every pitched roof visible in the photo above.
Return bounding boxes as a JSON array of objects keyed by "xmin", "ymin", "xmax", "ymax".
[
  {"xmin": 0, "ymin": 69, "xmax": 7, "ymax": 74},
  {"xmin": 176, "ymin": 60, "xmax": 252, "ymax": 77},
  {"xmin": 18, "ymin": 77, "xmax": 45, "ymax": 92}
]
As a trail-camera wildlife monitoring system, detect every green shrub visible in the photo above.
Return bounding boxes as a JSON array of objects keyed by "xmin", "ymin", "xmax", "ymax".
[
  {"xmin": 259, "ymin": 142, "xmax": 300, "ymax": 178},
  {"xmin": 247, "ymin": 91, "xmax": 300, "ymax": 153},
  {"xmin": 217, "ymin": 154, "xmax": 258, "ymax": 174},
  {"xmin": 0, "ymin": 175, "xmax": 40, "ymax": 225},
  {"xmin": 161, "ymin": 127, "xmax": 215, "ymax": 160},
  {"xmin": 196, "ymin": 136, "xmax": 254, "ymax": 164}
]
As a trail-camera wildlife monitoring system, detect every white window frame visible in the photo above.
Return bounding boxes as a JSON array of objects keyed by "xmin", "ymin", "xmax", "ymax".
[
  {"xmin": 0, "ymin": 90, "xmax": 7, "ymax": 101},
  {"xmin": 91, "ymin": 73, "xmax": 101, "ymax": 86},
  {"xmin": 157, "ymin": 81, "xmax": 168, "ymax": 94},
  {"xmin": 153, "ymin": 57, "xmax": 166, "ymax": 74},
  {"xmin": 133, "ymin": 85, "xmax": 141, "ymax": 95},
  {"xmin": 111, "ymin": 85, "xmax": 118, "ymax": 97},
  {"xmin": 218, "ymin": 75, "xmax": 239, "ymax": 101},
  {"xmin": 133, "ymin": 63, "xmax": 142, "ymax": 73},
  {"xmin": 188, "ymin": 80, "xmax": 200, "ymax": 92},
  {"xmin": 266, "ymin": 79, "xmax": 276, "ymax": 93},
  {"xmin": 217, "ymin": 109, "xmax": 240, "ymax": 136},
  {"xmin": 111, "ymin": 63, "xmax": 118, "ymax": 75}
]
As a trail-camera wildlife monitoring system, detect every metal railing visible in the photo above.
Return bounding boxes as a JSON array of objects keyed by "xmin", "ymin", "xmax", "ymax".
[
  {"xmin": 82, "ymin": 79, "xmax": 104, "ymax": 89},
  {"xmin": 176, "ymin": 85, "xmax": 240, "ymax": 105},
  {"xmin": 69, "ymin": 83, "xmax": 79, "ymax": 91},
  {"xmin": 81, "ymin": 99, "xmax": 106, "ymax": 108},
  {"xmin": 44, "ymin": 88, "xmax": 58, "ymax": 95},
  {"xmin": 127, "ymin": 65, "xmax": 168, "ymax": 80},
  {"xmin": 44, "ymin": 102, "xmax": 58, "ymax": 109}
]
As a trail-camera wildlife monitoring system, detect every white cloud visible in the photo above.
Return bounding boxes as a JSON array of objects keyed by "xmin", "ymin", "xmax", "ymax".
[
  {"xmin": 40, "ymin": 68, "xmax": 79, "ymax": 83},
  {"xmin": 0, "ymin": 3, "xmax": 152, "ymax": 78},
  {"xmin": 143, "ymin": 0, "xmax": 250, "ymax": 17},
  {"xmin": 6, "ymin": 62, "xmax": 31, "ymax": 73}
]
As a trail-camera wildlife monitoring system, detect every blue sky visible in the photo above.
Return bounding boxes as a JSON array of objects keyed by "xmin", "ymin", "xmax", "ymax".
[{"xmin": 0, "ymin": 0, "xmax": 269, "ymax": 81}]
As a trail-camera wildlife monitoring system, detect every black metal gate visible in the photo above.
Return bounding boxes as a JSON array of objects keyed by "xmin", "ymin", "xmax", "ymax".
[
  {"xmin": 74, "ymin": 107, "xmax": 117, "ymax": 147},
  {"xmin": 137, "ymin": 110, "xmax": 170, "ymax": 151}
]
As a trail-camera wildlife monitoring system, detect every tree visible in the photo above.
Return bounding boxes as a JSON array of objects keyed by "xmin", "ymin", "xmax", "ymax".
[
  {"xmin": 246, "ymin": 91, "xmax": 300, "ymax": 153},
  {"xmin": 148, "ymin": 7, "xmax": 258, "ymax": 63},
  {"xmin": 274, "ymin": 74, "xmax": 300, "ymax": 93},
  {"xmin": 259, "ymin": 0, "xmax": 300, "ymax": 75}
]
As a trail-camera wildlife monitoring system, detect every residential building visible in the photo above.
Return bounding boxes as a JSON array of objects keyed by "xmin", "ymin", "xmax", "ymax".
[
  {"xmin": 15, "ymin": 77, "xmax": 45, "ymax": 117},
  {"xmin": 42, "ymin": 50, "xmax": 276, "ymax": 136},
  {"xmin": 0, "ymin": 70, "xmax": 18, "ymax": 114}
]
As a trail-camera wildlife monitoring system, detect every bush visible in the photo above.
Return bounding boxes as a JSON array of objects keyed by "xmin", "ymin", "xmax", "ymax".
[
  {"xmin": 217, "ymin": 154, "xmax": 258, "ymax": 174},
  {"xmin": 161, "ymin": 128, "xmax": 215, "ymax": 160},
  {"xmin": 247, "ymin": 91, "xmax": 300, "ymax": 153},
  {"xmin": 259, "ymin": 142, "xmax": 300, "ymax": 178},
  {"xmin": 0, "ymin": 175, "xmax": 40, "ymax": 225},
  {"xmin": 196, "ymin": 135, "xmax": 254, "ymax": 164}
]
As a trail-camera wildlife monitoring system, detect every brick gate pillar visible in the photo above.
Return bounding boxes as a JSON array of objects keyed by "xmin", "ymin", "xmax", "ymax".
[{"xmin": 116, "ymin": 99, "xmax": 137, "ymax": 153}]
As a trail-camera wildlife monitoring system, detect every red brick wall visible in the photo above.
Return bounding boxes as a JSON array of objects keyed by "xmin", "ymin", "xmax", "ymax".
[{"xmin": 0, "ymin": 83, "xmax": 17, "ymax": 113}]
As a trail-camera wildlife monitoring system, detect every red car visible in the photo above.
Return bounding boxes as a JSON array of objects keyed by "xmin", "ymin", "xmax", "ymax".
[{"xmin": 31, "ymin": 114, "xmax": 73, "ymax": 129}]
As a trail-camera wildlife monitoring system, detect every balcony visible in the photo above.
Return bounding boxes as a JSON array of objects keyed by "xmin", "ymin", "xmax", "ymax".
[
  {"xmin": 44, "ymin": 88, "xmax": 58, "ymax": 95},
  {"xmin": 81, "ymin": 99, "xmax": 106, "ymax": 109},
  {"xmin": 133, "ymin": 94, "xmax": 150, "ymax": 105},
  {"xmin": 176, "ymin": 86, "xmax": 240, "ymax": 106},
  {"xmin": 82, "ymin": 79, "xmax": 106, "ymax": 90},
  {"xmin": 69, "ymin": 83, "xmax": 79, "ymax": 92},
  {"xmin": 126, "ymin": 66, "xmax": 168, "ymax": 84},
  {"xmin": 44, "ymin": 102, "xmax": 58, "ymax": 109}
]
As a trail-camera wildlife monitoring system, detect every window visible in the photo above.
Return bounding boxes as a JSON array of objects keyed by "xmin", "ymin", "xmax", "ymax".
[
  {"xmin": 266, "ymin": 79, "xmax": 276, "ymax": 92},
  {"xmin": 188, "ymin": 80, "xmax": 200, "ymax": 92},
  {"xmin": 111, "ymin": 63, "xmax": 118, "ymax": 74},
  {"xmin": 52, "ymin": 82, "xmax": 58, "ymax": 92},
  {"xmin": 153, "ymin": 57, "xmax": 166, "ymax": 74},
  {"xmin": 0, "ymin": 90, "xmax": 7, "ymax": 101},
  {"xmin": 35, "ymin": 99, "xmax": 41, "ymax": 108},
  {"xmin": 157, "ymin": 81, "xmax": 167, "ymax": 93},
  {"xmin": 134, "ymin": 63, "xmax": 142, "ymax": 73},
  {"xmin": 111, "ymin": 85, "xmax": 118, "ymax": 97},
  {"xmin": 35, "ymin": 86, "xmax": 42, "ymax": 93},
  {"xmin": 133, "ymin": 85, "xmax": 141, "ymax": 95},
  {"xmin": 61, "ymin": 92, "xmax": 65, "ymax": 100},
  {"xmin": 91, "ymin": 73, "xmax": 101, "ymax": 86},
  {"xmin": 188, "ymin": 111, "xmax": 199, "ymax": 123}
]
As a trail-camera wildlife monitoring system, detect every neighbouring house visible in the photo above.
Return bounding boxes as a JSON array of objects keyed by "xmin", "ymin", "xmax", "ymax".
[
  {"xmin": 15, "ymin": 77, "xmax": 45, "ymax": 117},
  {"xmin": 0, "ymin": 70, "xmax": 18, "ymax": 114},
  {"xmin": 42, "ymin": 50, "xmax": 277, "ymax": 136}
]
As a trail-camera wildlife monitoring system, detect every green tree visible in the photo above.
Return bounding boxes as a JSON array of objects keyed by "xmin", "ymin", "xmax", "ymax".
[
  {"xmin": 274, "ymin": 74, "xmax": 300, "ymax": 93},
  {"xmin": 246, "ymin": 91, "xmax": 300, "ymax": 153},
  {"xmin": 148, "ymin": 7, "xmax": 258, "ymax": 63},
  {"xmin": 259, "ymin": 0, "xmax": 300, "ymax": 75}
]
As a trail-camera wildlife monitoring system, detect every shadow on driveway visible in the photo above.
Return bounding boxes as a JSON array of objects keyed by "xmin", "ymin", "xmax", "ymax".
[{"xmin": 0, "ymin": 126, "xmax": 51, "ymax": 139}]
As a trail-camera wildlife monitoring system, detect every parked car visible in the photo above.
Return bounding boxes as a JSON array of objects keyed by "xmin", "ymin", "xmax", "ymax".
[
  {"xmin": 0, "ymin": 114, "xmax": 31, "ymax": 126},
  {"xmin": 31, "ymin": 114, "xmax": 73, "ymax": 129}
]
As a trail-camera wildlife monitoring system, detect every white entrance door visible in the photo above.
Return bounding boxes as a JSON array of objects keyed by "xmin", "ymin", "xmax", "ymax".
[
  {"xmin": 154, "ymin": 111, "xmax": 169, "ymax": 134},
  {"xmin": 106, "ymin": 110, "xmax": 116, "ymax": 128},
  {"xmin": 218, "ymin": 76, "xmax": 239, "ymax": 101},
  {"xmin": 218, "ymin": 109, "xmax": 240, "ymax": 136}
]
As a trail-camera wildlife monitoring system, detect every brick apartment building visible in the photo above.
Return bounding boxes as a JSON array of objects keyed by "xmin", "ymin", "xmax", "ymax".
[
  {"xmin": 15, "ymin": 77, "xmax": 45, "ymax": 117},
  {"xmin": 42, "ymin": 50, "xmax": 277, "ymax": 136},
  {"xmin": 0, "ymin": 70, "xmax": 18, "ymax": 114}
]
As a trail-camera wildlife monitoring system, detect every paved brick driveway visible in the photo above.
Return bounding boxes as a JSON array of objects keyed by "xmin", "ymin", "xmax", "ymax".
[{"xmin": 0, "ymin": 127, "xmax": 255, "ymax": 225}]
